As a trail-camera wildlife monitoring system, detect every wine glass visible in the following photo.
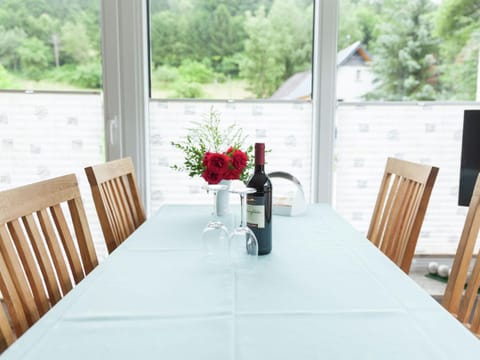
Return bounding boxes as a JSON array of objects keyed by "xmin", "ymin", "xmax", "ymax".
[
  {"xmin": 228, "ymin": 185, "xmax": 258, "ymax": 269},
  {"xmin": 202, "ymin": 183, "xmax": 230, "ymax": 262}
]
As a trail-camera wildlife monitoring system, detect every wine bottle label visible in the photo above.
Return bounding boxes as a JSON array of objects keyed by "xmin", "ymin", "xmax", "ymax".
[{"xmin": 247, "ymin": 197, "xmax": 265, "ymax": 228}]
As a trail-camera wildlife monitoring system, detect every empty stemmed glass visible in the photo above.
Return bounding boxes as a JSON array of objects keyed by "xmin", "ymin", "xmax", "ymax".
[
  {"xmin": 202, "ymin": 183, "xmax": 230, "ymax": 261},
  {"xmin": 228, "ymin": 185, "xmax": 258, "ymax": 269}
]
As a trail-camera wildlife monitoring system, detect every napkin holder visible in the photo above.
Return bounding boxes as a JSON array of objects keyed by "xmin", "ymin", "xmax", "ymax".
[{"xmin": 268, "ymin": 171, "xmax": 307, "ymax": 216}]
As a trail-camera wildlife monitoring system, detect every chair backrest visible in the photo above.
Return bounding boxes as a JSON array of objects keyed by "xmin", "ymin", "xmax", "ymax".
[
  {"xmin": 85, "ymin": 157, "xmax": 146, "ymax": 253},
  {"xmin": 367, "ymin": 157, "xmax": 439, "ymax": 273},
  {"xmin": 443, "ymin": 174, "xmax": 480, "ymax": 335},
  {"xmin": 0, "ymin": 302, "xmax": 14, "ymax": 352},
  {"xmin": 0, "ymin": 174, "xmax": 98, "ymax": 339}
]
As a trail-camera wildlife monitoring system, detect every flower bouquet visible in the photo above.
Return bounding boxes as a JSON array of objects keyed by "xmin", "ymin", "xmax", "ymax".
[{"xmin": 170, "ymin": 108, "xmax": 253, "ymax": 184}]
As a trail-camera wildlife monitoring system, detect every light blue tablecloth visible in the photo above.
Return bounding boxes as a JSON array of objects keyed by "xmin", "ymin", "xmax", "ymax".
[{"xmin": 2, "ymin": 204, "xmax": 480, "ymax": 359}]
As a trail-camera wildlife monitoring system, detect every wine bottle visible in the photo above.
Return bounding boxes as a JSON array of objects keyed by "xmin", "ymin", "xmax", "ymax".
[{"xmin": 246, "ymin": 143, "xmax": 272, "ymax": 255}]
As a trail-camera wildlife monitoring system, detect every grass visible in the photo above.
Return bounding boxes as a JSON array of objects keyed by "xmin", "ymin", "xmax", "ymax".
[
  {"xmin": 4, "ymin": 75, "xmax": 98, "ymax": 92},
  {"xmin": 5, "ymin": 76, "xmax": 257, "ymax": 99},
  {"xmin": 151, "ymin": 79, "xmax": 256, "ymax": 100}
]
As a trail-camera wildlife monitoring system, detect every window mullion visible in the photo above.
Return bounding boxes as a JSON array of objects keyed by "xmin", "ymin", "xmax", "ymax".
[
  {"xmin": 100, "ymin": 0, "xmax": 150, "ymax": 214},
  {"xmin": 312, "ymin": 0, "xmax": 339, "ymax": 204}
]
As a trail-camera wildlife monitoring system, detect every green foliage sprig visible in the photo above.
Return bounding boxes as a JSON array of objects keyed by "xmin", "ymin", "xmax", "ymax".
[{"xmin": 170, "ymin": 107, "xmax": 254, "ymax": 182}]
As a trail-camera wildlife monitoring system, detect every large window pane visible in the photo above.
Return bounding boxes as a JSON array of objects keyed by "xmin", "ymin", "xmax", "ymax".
[
  {"xmin": 0, "ymin": 0, "xmax": 102, "ymax": 92},
  {"xmin": 0, "ymin": 0, "xmax": 106, "ymax": 258},
  {"xmin": 335, "ymin": 0, "xmax": 480, "ymax": 254},
  {"xmin": 337, "ymin": 0, "xmax": 479, "ymax": 102},
  {"xmin": 148, "ymin": 0, "xmax": 315, "ymax": 210},
  {"xmin": 149, "ymin": 0, "xmax": 313, "ymax": 100},
  {"xmin": 335, "ymin": 102, "xmax": 480, "ymax": 254}
]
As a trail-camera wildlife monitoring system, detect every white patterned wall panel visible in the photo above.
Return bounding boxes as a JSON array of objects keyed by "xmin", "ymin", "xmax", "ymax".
[
  {"xmin": 335, "ymin": 103, "xmax": 480, "ymax": 254},
  {"xmin": 0, "ymin": 91, "xmax": 107, "ymax": 259},
  {"xmin": 149, "ymin": 101, "xmax": 313, "ymax": 213}
]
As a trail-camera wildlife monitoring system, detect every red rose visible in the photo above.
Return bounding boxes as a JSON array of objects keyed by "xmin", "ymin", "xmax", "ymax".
[
  {"xmin": 223, "ymin": 167, "xmax": 242, "ymax": 180},
  {"xmin": 202, "ymin": 152, "xmax": 212, "ymax": 167},
  {"xmin": 206, "ymin": 152, "xmax": 230, "ymax": 174},
  {"xmin": 231, "ymin": 150, "xmax": 248, "ymax": 171},
  {"xmin": 201, "ymin": 169, "xmax": 222, "ymax": 184}
]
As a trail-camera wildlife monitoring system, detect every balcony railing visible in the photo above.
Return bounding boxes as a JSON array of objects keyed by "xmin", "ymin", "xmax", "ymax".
[
  {"xmin": 335, "ymin": 101, "xmax": 480, "ymax": 254},
  {"xmin": 0, "ymin": 90, "xmax": 106, "ymax": 259},
  {"xmin": 2, "ymin": 91, "xmax": 479, "ymax": 256}
]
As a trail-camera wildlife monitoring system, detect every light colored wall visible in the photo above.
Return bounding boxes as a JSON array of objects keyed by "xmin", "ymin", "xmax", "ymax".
[{"xmin": 336, "ymin": 65, "xmax": 374, "ymax": 101}]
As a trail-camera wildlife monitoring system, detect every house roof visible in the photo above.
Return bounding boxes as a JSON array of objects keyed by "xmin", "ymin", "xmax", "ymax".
[
  {"xmin": 337, "ymin": 41, "xmax": 371, "ymax": 66},
  {"xmin": 270, "ymin": 41, "xmax": 371, "ymax": 100}
]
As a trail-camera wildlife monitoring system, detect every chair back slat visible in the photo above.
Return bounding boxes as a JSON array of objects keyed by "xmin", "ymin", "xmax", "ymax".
[
  {"xmin": 116, "ymin": 177, "xmax": 136, "ymax": 233},
  {"xmin": 43, "ymin": 206, "xmax": 80, "ymax": 285},
  {"xmin": 395, "ymin": 181, "xmax": 420, "ymax": 265},
  {"xmin": 0, "ymin": 174, "xmax": 98, "ymax": 348},
  {"xmin": 382, "ymin": 177, "xmax": 408, "ymax": 259},
  {"xmin": 67, "ymin": 197, "xmax": 98, "ymax": 275},
  {"xmin": 85, "ymin": 157, "xmax": 146, "ymax": 253},
  {"xmin": 111, "ymin": 178, "xmax": 135, "ymax": 236},
  {"xmin": 22, "ymin": 213, "xmax": 63, "ymax": 305},
  {"xmin": 0, "ymin": 302, "xmax": 15, "ymax": 351},
  {"xmin": 100, "ymin": 182, "xmax": 123, "ymax": 244},
  {"xmin": 126, "ymin": 174, "xmax": 145, "ymax": 228},
  {"xmin": 0, "ymin": 246, "xmax": 32, "ymax": 336},
  {"xmin": 34, "ymin": 210, "xmax": 73, "ymax": 296},
  {"xmin": 443, "ymin": 174, "xmax": 480, "ymax": 337},
  {"xmin": 5, "ymin": 220, "xmax": 50, "ymax": 317},
  {"xmin": 367, "ymin": 157, "xmax": 438, "ymax": 273},
  {"xmin": 104, "ymin": 180, "xmax": 129, "ymax": 243},
  {"xmin": 0, "ymin": 226, "xmax": 40, "ymax": 329}
]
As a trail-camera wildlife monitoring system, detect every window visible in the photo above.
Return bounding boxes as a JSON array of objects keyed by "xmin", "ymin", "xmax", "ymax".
[
  {"xmin": 335, "ymin": 0, "xmax": 480, "ymax": 254},
  {"xmin": 0, "ymin": 0, "xmax": 106, "ymax": 258},
  {"xmin": 148, "ymin": 0, "xmax": 315, "ymax": 212},
  {"xmin": 0, "ymin": 0, "xmax": 102, "ymax": 92},
  {"xmin": 149, "ymin": 0, "xmax": 313, "ymax": 100}
]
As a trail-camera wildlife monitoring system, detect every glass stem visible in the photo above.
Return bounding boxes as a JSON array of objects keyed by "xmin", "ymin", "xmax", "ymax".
[
  {"xmin": 240, "ymin": 192, "xmax": 247, "ymax": 227},
  {"xmin": 212, "ymin": 191, "xmax": 218, "ymax": 217}
]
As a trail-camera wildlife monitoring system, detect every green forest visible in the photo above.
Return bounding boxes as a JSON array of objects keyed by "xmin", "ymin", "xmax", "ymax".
[{"xmin": 0, "ymin": 0, "xmax": 479, "ymax": 100}]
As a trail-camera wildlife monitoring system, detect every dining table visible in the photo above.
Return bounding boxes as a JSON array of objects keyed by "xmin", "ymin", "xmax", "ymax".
[{"xmin": 2, "ymin": 203, "xmax": 480, "ymax": 359}]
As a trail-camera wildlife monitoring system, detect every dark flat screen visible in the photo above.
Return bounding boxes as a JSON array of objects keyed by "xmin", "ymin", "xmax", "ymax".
[{"xmin": 459, "ymin": 110, "xmax": 480, "ymax": 206}]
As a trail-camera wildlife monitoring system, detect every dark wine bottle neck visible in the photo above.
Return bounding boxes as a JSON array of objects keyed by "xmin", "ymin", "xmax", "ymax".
[{"xmin": 254, "ymin": 164, "xmax": 265, "ymax": 173}]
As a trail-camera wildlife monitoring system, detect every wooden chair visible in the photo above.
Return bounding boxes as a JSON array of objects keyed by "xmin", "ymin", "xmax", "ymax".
[
  {"xmin": 0, "ymin": 302, "xmax": 14, "ymax": 352},
  {"xmin": 0, "ymin": 174, "xmax": 98, "ymax": 341},
  {"xmin": 442, "ymin": 174, "xmax": 480, "ymax": 336},
  {"xmin": 85, "ymin": 157, "xmax": 146, "ymax": 253},
  {"xmin": 367, "ymin": 157, "xmax": 439, "ymax": 273}
]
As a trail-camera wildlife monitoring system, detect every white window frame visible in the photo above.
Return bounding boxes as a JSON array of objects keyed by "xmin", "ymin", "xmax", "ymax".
[
  {"xmin": 312, "ymin": 0, "xmax": 338, "ymax": 203},
  {"xmin": 100, "ymin": 0, "xmax": 338, "ymax": 208},
  {"xmin": 100, "ymin": 0, "xmax": 150, "ymax": 213}
]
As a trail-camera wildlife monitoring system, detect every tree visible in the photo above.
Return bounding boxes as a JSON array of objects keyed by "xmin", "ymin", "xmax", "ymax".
[
  {"xmin": 60, "ymin": 21, "xmax": 96, "ymax": 64},
  {"xmin": 185, "ymin": 0, "xmax": 244, "ymax": 65},
  {"xmin": 368, "ymin": 0, "xmax": 439, "ymax": 100},
  {"xmin": 0, "ymin": 27, "xmax": 26, "ymax": 70},
  {"xmin": 209, "ymin": 5, "xmax": 244, "ymax": 63},
  {"xmin": 240, "ymin": 6, "xmax": 283, "ymax": 97},
  {"xmin": 0, "ymin": 0, "xmax": 100, "ymax": 87},
  {"xmin": 268, "ymin": 0, "xmax": 311, "ymax": 78},
  {"xmin": 150, "ymin": 11, "xmax": 189, "ymax": 67},
  {"xmin": 17, "ymin": 37, "xmax": 51, "ymax": 80},
  {"xmin": 240, "ymin": 0, "xmax": 312, "ymax": 98},
  {"xmin": 434, "ymin": 0, "xmax": 480, "ymax": 99}
]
